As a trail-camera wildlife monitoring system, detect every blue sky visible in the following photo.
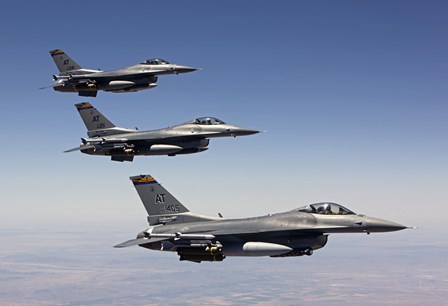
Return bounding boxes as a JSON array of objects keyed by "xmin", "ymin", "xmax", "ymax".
[{"xmin": 0, "ymin": 0, "xmax": 447, "ymax": 255}]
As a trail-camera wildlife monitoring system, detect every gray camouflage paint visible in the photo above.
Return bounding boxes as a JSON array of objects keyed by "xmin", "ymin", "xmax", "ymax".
[
  {"xmin": 45, "ymin": 49, "xmax": 196, "ymax": 97},
  {"xmin": 116, "ymin": 175, "xmax": 407, "ymax": 263},
  {"xmin": 65, "ymin": 103, "xmax": 259, "ymax": 162}
]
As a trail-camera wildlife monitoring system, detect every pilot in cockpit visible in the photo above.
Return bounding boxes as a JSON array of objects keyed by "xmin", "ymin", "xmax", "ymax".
[{"xmin": 317, "ymin": 204, "xmax": 332, "ymax": 214}]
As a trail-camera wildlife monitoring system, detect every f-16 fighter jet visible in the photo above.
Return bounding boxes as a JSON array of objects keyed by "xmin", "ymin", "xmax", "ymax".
[
  {"xmin": 43, "ymin": 49, "xmax": 197, "ymax": 97},
  {"xmin": 115, "ymin": 174, "xmax": 408, "ymax": 263},
  {"xmin": 65, "ymin": 103, "xmax": 259, "ymax": 162}
]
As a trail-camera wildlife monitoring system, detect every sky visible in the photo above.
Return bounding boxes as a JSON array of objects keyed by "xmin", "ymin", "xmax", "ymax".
[{"xmin": 0, "ymin": 1, "xmax": 447, "ymax": 304}]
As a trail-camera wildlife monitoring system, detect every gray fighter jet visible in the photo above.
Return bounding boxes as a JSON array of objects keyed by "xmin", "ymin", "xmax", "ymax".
[
  {"xmin": 115, "ymin": 174, "xmax": 408, "ymax": 263},
  {"xmin": 65, "ymin": 103, "xmax": 259, "ymax": 162},
  {"xmin": 43, "ymin": 49, "xmax": 197, "ymax": 97}
]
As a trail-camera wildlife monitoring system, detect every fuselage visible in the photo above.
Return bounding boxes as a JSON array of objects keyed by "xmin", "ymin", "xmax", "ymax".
[
  {"xmin": 116, "ymin": 176, "xmax": 407, "ymax": 262},
  {"xmin": 53, "ymin": 63, "xmax": 196, "ymax": 94},
  {"xmin": 80, "ymin": 122, "xmax": 259, "ymax": 157},
  {"xmin": 136, "ymin": 210, "xmax": 406, "ymax": 258}
]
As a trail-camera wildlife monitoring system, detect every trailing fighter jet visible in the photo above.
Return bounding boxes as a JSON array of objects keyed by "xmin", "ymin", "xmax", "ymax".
[
  {"xmin": 65, "ymin": 103, "xmax": 259, "ymax": 162},
  {"xmin": 115, "ymin": 174, "xmax": 408, "ymax": 263},
  {"xmin": 42, "ymin": 49, "xmax": 197, "ymax": 97}
]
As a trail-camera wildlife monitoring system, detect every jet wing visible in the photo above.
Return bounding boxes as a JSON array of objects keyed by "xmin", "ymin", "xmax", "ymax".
[
  {"xmin": 77, "ymin": 137, "xmax": 130, "ymax": 145},
  {"xmin": 120, "ymin": 134, "xmax": 205, "ymax": 144},
  {"xmin": 68, "ymin": 69, "xmax": 166, "ymax": 81},
  {"xmin": 64, "ymin": 137, "xmax": 130, "ymax": 153},
  {"xmin": 115, "ymin": 233, "xmax": 216, "ymax": 248},
  {"xmin": 208, "ymin": 226, "xmax": 321, "ymax": 237},
  {"xmin": 97, "ymin": 137, "xmax": 129, "ymax": 143}
]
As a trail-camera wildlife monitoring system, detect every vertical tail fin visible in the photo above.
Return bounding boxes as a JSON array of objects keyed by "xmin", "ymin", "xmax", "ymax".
[
  {"xmin": 130, "ymin": 175, "xmax": 218, "ymax": 225},
  {"xmin": 130, "ymin": 175, "xmax": 190, "ymax": 225},
  {"xmin": 49, "ymin": 49, "xmax": 82, "ymax": 75},
  {"xmin": 75, "ymin": 103, "xmax": 116, "ymax": 136}
]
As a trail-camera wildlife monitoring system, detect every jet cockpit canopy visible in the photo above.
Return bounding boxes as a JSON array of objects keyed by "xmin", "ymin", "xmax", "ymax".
[
  {"xmin": 191, "ymin": 117, "xmax": 226, "ymax": 125},
  {"xmin": 296, "ymin": 202, "xmax": 355, "ymax": 215},
  {"xmin": 142, "ymin": 58, "xmax": 170, "ymax": 65}
]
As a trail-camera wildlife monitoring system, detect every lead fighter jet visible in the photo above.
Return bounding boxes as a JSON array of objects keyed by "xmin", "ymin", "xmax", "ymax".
[
  {"xmin": 65, "ymin": 103, "xmax": 259, "ymax": 162},
  {"xmin": 43, "ymin": 49, "xmax": 197, "ymax": 97},
  {"xmin": 115, "ymin": 174, "xmax": 408, "ymax": 263}
]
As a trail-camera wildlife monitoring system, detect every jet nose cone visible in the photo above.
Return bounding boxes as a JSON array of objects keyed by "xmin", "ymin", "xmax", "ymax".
[
  {"xmin": 229, "ymin": 127, "xmax": 260, "ymax": 136},
  {"xmin": 365, "ymin": 217, "xmax": 407, "ymax": 233},
  {"xmin": 238, "ymin": 128, "xmax": 260, "ymax": 136},
  {"xmin": 173, "ymin": 65, "xmax": 197, "ymax": 74}
]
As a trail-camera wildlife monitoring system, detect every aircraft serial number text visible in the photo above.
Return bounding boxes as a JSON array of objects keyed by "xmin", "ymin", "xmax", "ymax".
[{"xmin": 160, "ymin": 205, "xmax": 180, "ymax": 213}]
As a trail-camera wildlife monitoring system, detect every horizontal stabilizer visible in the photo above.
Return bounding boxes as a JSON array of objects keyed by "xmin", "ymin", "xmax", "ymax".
[
  {"xmin": 63, "ymin": 145, "xmax": 96, "ymax": 153},
  {"xmin": 39, "ymin": 82, "xmax": 63, "ymax": 89},
  {"xmin": 114, "ymin": 237, "xmax": 167, "ymax": 248}
]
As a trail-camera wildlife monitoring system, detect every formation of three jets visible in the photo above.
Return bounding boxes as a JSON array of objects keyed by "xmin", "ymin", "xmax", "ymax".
[{"xmin": 45, "ymin": 50, "xmax": 407, "ymax": 263}]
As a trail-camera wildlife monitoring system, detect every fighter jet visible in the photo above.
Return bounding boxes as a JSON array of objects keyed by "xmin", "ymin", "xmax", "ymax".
[
  {"xmin": 115, "ymin": 174, "xmax": 408, "ymax": 263},
  {"xmin": 65, "ymin": 103, "xmax": 259, "ymax": 162},
  {"xmin": 43, "ymin": 49, "xmax": 197, "ymax": 97}
]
